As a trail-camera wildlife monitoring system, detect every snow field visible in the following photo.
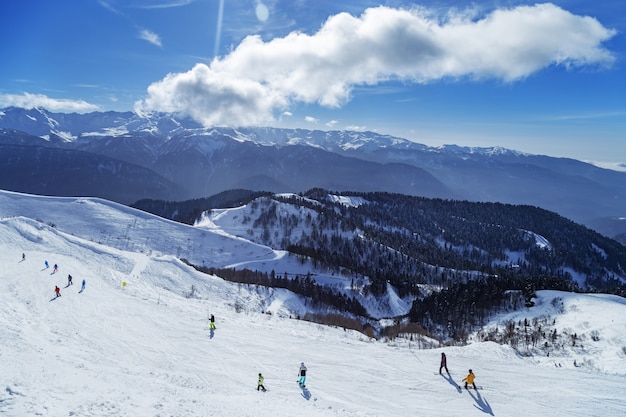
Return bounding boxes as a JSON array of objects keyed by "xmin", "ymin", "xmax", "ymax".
[{"xmin": 0, "ymin": 191, "xmax": 625, "ymax": 416}]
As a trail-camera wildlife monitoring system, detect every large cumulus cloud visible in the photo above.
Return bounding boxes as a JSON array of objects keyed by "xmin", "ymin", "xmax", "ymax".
[{"xmin": 134, "ymin": 3, "xmax": 616, "ymax": 127}]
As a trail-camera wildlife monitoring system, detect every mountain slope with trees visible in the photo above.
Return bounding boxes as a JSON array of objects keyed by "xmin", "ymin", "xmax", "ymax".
[{"xmin": 171, "ymin": 189, "xmax": 626, "ymax": 339}]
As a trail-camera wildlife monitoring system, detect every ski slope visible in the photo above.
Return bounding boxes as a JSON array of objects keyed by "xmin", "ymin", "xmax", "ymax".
[{"xmin": 1, "ymin": 191, "xmax": 625, "ymax": 416}]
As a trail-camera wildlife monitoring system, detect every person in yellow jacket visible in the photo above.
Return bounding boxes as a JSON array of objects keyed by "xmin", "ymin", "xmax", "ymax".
[
  {"xmin": 463, "ymin": 369, "xmax": 477, "ymax": 390},
  {"xmin": 257, "ymin": 373, "xmax": 266, "ymax": 392}
]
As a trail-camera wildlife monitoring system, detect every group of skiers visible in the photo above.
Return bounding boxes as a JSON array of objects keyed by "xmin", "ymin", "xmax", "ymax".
[
  {"xmin": 23, "ymin": 255, "xmax": 87, "ymax": 297},
  {"xmin": 27, "ymin": 250, "xmax": 479, "ymax": 394},
  {"xmin": 54, "ymin": 273, "xmax": 85, "ymax": 295},
  {"xmin": 440, "ymin": 352, "xmax": 478, "ymax": 390},
  {"xmin": 256, "ymin": 362, "xmax": 307, "ymax": 392},
  {"xmin": 207, "ymin": 314, "xmax": 306, "ymax": 392},
  {"xmin": 255, "ymin": 355, "xmax": 475, "ymax": 393},
  {"xmin": 44, "ymin": 260, "xmax": 60, "ymax": 273}
]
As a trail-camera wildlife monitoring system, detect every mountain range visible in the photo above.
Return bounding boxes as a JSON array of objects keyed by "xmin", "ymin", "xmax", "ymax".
[{"xmin": 1, "ymin": 106, "xmax": 625, "ymax": 240}]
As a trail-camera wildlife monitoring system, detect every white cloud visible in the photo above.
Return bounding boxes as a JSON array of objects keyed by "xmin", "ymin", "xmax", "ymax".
[
  {"xmin": 135, "ymin": 3, "xmax": 616, "ymax": 127},
  {"xmin": 135, "ymin": 63, "xmax": 287, "ymax": 126},
  {"xmin": 134, "ymin": 0, "xmax": 196, "ymax": 9},
  {"xmin": 345, "ymin": 124, "xmax": 368, "ymax": 132},
  {"xmin": 0, "ymin": 93, "xmax": 99, "ymax": 113},
  {"xmin": 326, "ymin": 120, "xmax": 339, "ymax": 128},
  {"xmin": 139, "ymin": 29, "xmax": 162, "ymax": 47},
  {"xmin": 304, "ymin": 116, "xmax": 319, "ymax": 124}
]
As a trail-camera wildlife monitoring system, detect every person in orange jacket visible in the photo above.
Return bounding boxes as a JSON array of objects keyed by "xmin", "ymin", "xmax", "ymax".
[{"xmin": 463, "ymin": 369, "xmax": 477, "ymax": 389}]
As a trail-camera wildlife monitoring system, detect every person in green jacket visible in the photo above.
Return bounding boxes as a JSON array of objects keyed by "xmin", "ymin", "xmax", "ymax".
[{"xmin": 257, "ymin": 373, "xmax": 266, "ymax": 391}]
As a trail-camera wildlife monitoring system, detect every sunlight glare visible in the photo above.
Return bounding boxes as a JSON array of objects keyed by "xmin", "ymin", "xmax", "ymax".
[{"xmin": 255, "ymin": 2, "xmax": 269, "ymax": 22}]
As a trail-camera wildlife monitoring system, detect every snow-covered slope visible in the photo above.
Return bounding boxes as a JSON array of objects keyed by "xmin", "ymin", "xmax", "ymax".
[
  {"xmin": 1, "ymin": 191, "xmax": 625, "ymax": 416},
  {"xmin": 0, "ymin": 190, "xmax": 273, "ymax": 268},
  {"xmin": 482, "ymin": 290, "xmax": 626, "ymax": 374},
  {"xmin": 0, "ymin": 190, "xmax": 412, "ymax": 319}
]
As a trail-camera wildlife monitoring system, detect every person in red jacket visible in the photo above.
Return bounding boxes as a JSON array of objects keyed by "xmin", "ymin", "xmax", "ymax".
[{"xmin": 54, "ymin": 286, "xmax": 61, "ymax": 297}]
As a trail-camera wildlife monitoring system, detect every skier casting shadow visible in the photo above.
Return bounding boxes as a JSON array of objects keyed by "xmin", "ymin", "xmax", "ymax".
[
  {"xmin": 300, "ymin": 386, "xmax": 311, "ymax": 400},
  {"xmin": 298, "ymin": 362, "xmax": 311, "ymax": 400},
  {"xmin": 467, "ymin": 388, "xmax": 494, "ymax": 415},
  {"xmin": 440, "ymin": 372, "xmax": 462, "ymax": 393},
  {"xmin": 50, "ymin": 286, "xmax": 62, "ymax": 301}
]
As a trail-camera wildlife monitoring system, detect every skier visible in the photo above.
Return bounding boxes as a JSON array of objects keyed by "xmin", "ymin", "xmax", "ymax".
[
  {"xmin": 45, "ymin": 260, "xmax": 49, "ymax": 269},
  {"xmin": 67, "ymin": 274, "xmax": 73, "ymax": 285},
  {"xmin": 81, "ymin": 279, "xmax": 86, "ymax": 291},
  {"xmin": 257, "ymin": 373, "xmax": 266, "ymax": 392},
  {"xmin": 298, "ymin": 362, "xmax": 307, "ymax": 387},
  {"xmin": 209, "ymin": 314, "xmax": 216, "ymax": 330},
  {"xmin": 439, "ymin": 352, "xmax": 449, "ymax": 375},
  {"xmin": 54, "ymin": 286, "xmax": 61, "ymax": 298},
  {"xmin": 53, "ymin": 264, "xmax": 59, "ymax": 273},
  {"xmin": 22, "ymin": 253, "xmax": 25, "ymax": 261},
  {"xmin": 463, "ymin": 369, "xmax": 477, "ymax": 390}
]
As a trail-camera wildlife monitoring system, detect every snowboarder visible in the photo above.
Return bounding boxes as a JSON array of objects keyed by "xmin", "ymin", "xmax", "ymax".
[
  {"xmin": 81, "ymin": 279, "xmax": 86, "ymax": 291},
  {"xmin": 53, "ymin": 264, "xmax": 58, "ymax": 273},
  {"xmin": 463, "ymin": 369, "xmax": 477, "ymax": 390},
  {"xmin": 22, "ymin": 253, "xmax": 25, "ymax": 261},
  {"xmin": 209, "ymin": 314, "xmax": 216, "ymax": 330},
  {"xmin": 45, "ymin": 260, "xmax": 49, "ymax": 269},
  {"xmin": 54, "ymin": 286, "xmax": 61, "ymax": 297},
  {"xmin": 67, "ymin": 274, "xmax": 73, "ymax": 285},
  {"xmin": 298, "ymin": 362, "xmax": 307, "ymax": 387},
  {"xmin": 439, "ymin": 352, "xmax": 449, "ymax": 375},
  {"xmin": 257, "ymin": 373, "xmax": 266, "ymax": 391}
]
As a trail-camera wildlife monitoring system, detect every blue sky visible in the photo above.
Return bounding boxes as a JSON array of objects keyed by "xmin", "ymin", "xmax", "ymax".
[{"xmin": 1, "ymin": 0, "xmax": 624, "ymax": 164}]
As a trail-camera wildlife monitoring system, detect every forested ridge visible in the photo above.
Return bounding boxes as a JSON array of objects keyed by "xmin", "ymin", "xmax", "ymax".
[
  {"xmin": 135, "ymin": 189, "xmax": 626, "ymax": 340},
  {"xmin": 267, "ymin": 190, "xmax": 626, "ymax": 292}
]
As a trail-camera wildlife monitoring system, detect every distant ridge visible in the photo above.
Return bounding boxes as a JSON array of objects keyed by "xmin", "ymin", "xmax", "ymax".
[{"xmin": 1, "ymin": 106, "xmax": 625, "ymax": 238}]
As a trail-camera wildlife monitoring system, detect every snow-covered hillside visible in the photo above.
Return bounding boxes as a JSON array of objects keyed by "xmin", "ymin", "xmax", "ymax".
[
  {"xmin": 0, "ymin": 190, "xmax": 411, "ymax": 319},
  {"xmin": 1, "ymin": 191, "xmax": 625, "ymax": 416}
]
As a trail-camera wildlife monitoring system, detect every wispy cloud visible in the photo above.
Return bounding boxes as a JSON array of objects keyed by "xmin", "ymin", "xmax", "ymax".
[
  {"xmin": 0, "ymin": 93, "xmax": 99, "ymax": 113},
  {"xmin": 134, "ymin": 0, "xmax": 196, "ymax": 9},
  {"xmin": 345, "ymin": 125, "xmax": 368, "ymax": 132},
  {"xmin": 100, "ymin": 1, "xmax": 163, "ymax": 48},
  {"xmin": 541, "ymin": 111, "xmax": 626, "ymax": 121},
  {"xmin": 139, "ymin": 29, "xmax": 162, "ymax": 47},
  {"xmin": 304, "ymin": 116, "xmax": 319, "ymax": 124},
  {"xmin": 135, "ymin": 3, "xmax": 617, "ymax": 127},
  {"xmin": 98, "ymin": 0, "xmax": 122, "ymax": 16},
  {"xmin": 586, "ymin": 161, "xmax": 626, "ymax": 172}
]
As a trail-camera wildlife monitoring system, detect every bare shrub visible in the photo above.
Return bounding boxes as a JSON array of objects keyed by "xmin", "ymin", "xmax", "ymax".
[
  {"xmin": 183, "ymin": 285, "xmax": 199, "ymax": 299},
  {"xmin": 383, "ymin": 322, "xmax": 428, "ymax": 341},
  {"xmin": 302, "ymin": 313, "xmax": 374, "ymax": 338}
]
